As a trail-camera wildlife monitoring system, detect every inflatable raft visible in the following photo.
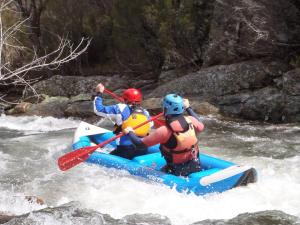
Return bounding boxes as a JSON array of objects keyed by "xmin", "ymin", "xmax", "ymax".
[{"xmin": 72, "ymin": 122, "xmax": 257, "ymax": 196}]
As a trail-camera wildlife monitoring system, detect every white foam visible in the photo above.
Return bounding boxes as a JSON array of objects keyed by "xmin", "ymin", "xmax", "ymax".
[
  {"xmin": 0, "ymin": 151, "xmax": 11, "ymax": 171},
  {"xmin": 52, "ymin": 155, "xmax": 300, "ymax": 225},
  {"xmin": 233, "ymin": 134, "xmax": 271, "ymax": 142},
  {"xmin": 0, "ymin": 114, "xmax": 80, "ymax": 133},
  {"xmin": 0, "ymin": 191, "xmax": 45, "ymax": 215}
]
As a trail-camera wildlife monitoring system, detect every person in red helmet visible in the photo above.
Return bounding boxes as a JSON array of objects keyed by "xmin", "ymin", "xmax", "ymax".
[
  {"xmin": 94, "ymin": 83, "xmax": 152, "ymax": 159},
  {"xmin": 122, "ymin": 88, "xmax": 142, "ymax": 104}
]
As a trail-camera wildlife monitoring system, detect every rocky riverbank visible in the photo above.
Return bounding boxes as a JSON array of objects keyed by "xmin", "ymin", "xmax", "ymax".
[{"xmin": 3, "ymin": 60, "xmax": 299, "ymax": 123}]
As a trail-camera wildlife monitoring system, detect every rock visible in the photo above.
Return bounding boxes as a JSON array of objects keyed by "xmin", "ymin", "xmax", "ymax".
[
  {"xmin": 120, "ymin": 213, "xmax": 171, "ymax": 225},
  {"xmin": 218, "ymin": 85, "xmax": 300, "ymax": 123},
  {"xmin": 219, "ymin": 87, "xmax": 284, "ymax": 122},
  {"xmin": 193, "ymin": 210, "xmax": 299, "ymax": 225},
  {"xmin": 283, "ymin": 69, "xmax": 300, "ymax": 96},
  {"xmin": 147, "ymin": 60, "xmax": 300, "ymax": 122},
  {"xmin": 158, "ymin": 70, "xmax": 181, "ymax": 84},
  {"xmin": 203, "ymin": 0, "xmax": 300, "ymax": 66},
  {"xmin": 0, "ymin": 213, "xmax": 14, "ymax": 224},
  {"xmin": 142, "ymin": 98, "xmax": 162, "ymax": 110},
  {"xmin": 282, "ymin": 95, "xmax": 300, "ymax": 122},
  {"xmin": 64, "ymin": 101, "xmax": 96, "ymax": 118},
  {"xmin": 147, "ymin": 60, "xmax": 290, "ymax": 98},
  {"xmin": 24, "ymin": 75, "xmax": 157, "ymax": 98},
  {"xmin": 24, "ymin": 75, "xmax": 129, "ymax": 97},
  {"xmin": 190, "ymin": 101, "xmax": 219, "ymax": 116},
  {"xmin": 7, "ymin": 102, "xmax": 33, "ymax": 114},
  {"xmin": 69, "ymin": 93, "xmax": 92, "ymax": 103},
  {"xmin": 22, "ymin": 94, "xmax": 46, "ymax": 104},
  {"xmin": 128, "ymin": 79, "xmax": 156, "ymax": 89},
  {"xmin": 0, "ymin": 196, "xmax": 44, "ymax": 224},
  {"xmin": 5, "ymin": 96, "xmax": 69, "ymax": 117},
  {"xmin": 25, "ymin": 196, "xmax": 45, "ymax": 205}
]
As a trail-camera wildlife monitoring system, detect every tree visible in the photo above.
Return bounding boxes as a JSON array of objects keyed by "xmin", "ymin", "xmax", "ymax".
[
  {"xmin": 0, "ymin": 0, "xmax": 91, "ymax": 106},
  {"xmin": 13, "ymin": 0, "xmax": 49, "ymax": 52}
]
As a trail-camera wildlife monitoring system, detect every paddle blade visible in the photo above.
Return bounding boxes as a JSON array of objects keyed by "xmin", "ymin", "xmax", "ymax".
[{"xmin": 58, "ymin": 146, "xmax": 97, "ymax": 171}]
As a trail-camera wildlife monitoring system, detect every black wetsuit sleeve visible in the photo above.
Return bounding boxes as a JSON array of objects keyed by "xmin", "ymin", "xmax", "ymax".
[
  {"xmin": 186, "ymin": 107, "xmax": 203, "ymax": 122},
  {"xmin": 96, "ymin": 92, "xmax": 103, "ymax": 97},
  {"xmin": 128, "ymin": 131, "xmax": 147, "ymax": 148}
]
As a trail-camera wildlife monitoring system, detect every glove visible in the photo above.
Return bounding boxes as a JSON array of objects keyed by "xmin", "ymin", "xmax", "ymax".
[
  {"xmin": 123, "ymin": 127, "xmax": 134, "ymax": 134},
  {"xmin": 113, "ymin": 124, "xmax": 122, "ymax": 135}
]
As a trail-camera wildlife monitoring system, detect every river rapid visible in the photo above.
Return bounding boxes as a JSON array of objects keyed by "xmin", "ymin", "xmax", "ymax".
[{"xmin": 0, "ymin": 114, "xmax": 300, "ymax": 225}]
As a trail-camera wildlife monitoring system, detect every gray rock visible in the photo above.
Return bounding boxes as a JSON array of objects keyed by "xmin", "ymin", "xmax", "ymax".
[
  {"xmin": 148, "ymin": 60, "xmax": 290, "ymax": 98},
  {"xmin": 64, "ymin": 101, "xmax": 95, "ymax": 118},
  {"xmin": 282, "ymin": 95, "xmax": 300, "ymax": 122},
  {"xmin": 159, "ymin": 70, "xmax": 182, "ymax": 85},
  {"xmin": 142, "ymin": 98, "xmax": 162, "ymax": 111},
  {"xmin": 219, "ymin": 87, "xmax": 284, "ymax": 122},
  {"xmin": 6, "ymin": 102, "xmax": 33, "ymax": 115},
  {"xmin": 69, "ymin": 93, "xmax": 92, "ymax": 103},
  {"xmin": 148, "ymin": 60, "xmax": 300, "ymax": 122},
  {"xmin": 283, "ymin": 69, "xmax": 300, "ymax": 96},
  {"xmin": 0, "ymin": 213, "xmax": 14, "ymax": 224},
  {"xmin": 23, "ymin": 96, "xmax": 69, "ymax": 118},
  {"xmin": 219, "ymin": 86, "xmax": 300, "ymax": 122},
  {"xmin": 24, "ymin": 75, "xmax": 128, "ymax": 97}
]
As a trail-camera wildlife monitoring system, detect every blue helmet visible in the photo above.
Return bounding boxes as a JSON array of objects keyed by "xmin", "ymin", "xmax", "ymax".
[{"xmin": 162, "ymin": 94, "xmax": 184, "ymax": 116}]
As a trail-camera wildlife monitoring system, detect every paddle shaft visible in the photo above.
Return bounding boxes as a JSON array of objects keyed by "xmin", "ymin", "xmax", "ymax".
[
  {"xmin": 58, "ymin": 112, "xmax": 163, "ymax": 171},
  {"xmin": 104, "ymin": 89, "xmax": 124, "ymax": 103}
]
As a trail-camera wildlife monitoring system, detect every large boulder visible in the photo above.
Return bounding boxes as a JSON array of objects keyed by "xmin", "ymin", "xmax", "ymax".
[
  {"xmin": 24, "ymin": 75, "xmax": 156, "ymax": 98},
  {"xmin": 21, "ymin": 96, "xmax": 70, "ymax": 118},
  {"xmin": 64, "ymin": 101, "xmax": 96, "ymax": 119},
  {"xmin": 283, "ymin": 69, "xmax": 300, "ymax": 96},
  {"xmin": 24, "ymin": 75, "xmax": 129, "ymax": 97},
  {"xmin": 282, "ymin": 69, "xmax": 300, "ymax": 122},
  {"xmin": 214, "ymin": 69, "xmax": 300, "ymax": 122},
  {"xmin": 147, "ymin": 60, "xmax": 290, "ymax": 98},
  {"xmin": 147, "ymin": 60, "xmax": 300, "ymax": 122},
  {"xmin": 6, "ymin": 94, "xmax": 106, "ymax": 122},
  {"xmin": 218, "ymin": 87, "xmax": 284, "ymax": 122},
  {"xmin": 203, "ymin": 0, "xmax": 300, "ymax": 66}
]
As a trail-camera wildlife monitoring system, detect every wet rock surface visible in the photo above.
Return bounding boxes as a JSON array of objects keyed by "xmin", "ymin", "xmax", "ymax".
[
  {"xmin": 192, "ymin": 210, "xmax": 300, "ymax": 225},
  {"xmin": 148, "ymin": 60, "xmax": 299, "ymax": 122},
  {"xmin": 5, "ymin": 61, "xmax": 300, "ymax": 123},
  {"xmin": 2, "ymin": 202, "xmax": 299, "ymax": 225},
  {"xmin": 2, "ymin": 202, "xmax": 172, "ymax": 225}
]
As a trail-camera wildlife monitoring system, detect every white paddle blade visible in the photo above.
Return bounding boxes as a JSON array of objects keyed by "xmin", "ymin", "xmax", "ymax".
[
  {"xmin": 73, "ymin": 121, "xmax": 110, "ymax": 143},
  {"xmin": 199, "ymin": 165, "xmax": 251, "ymax": 186}
]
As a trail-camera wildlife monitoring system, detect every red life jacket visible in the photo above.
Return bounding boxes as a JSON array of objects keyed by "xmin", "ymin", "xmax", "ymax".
[{"xmin": 160, "ymin": 116, "xmax": 199, "ymax": 164}]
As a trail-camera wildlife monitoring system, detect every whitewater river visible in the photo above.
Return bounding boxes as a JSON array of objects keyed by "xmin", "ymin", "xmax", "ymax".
[{"xmin": 0, "ymin": 114, "xmax": 299, "ymax": 225}]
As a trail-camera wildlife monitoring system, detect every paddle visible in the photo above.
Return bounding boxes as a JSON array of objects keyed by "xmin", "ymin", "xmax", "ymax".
[
  {"xmin": 58, "ymin": 112, "xmax": 164, "ymax": 171},
  {"xmin": 104, "ymin": 89, "xmax": 124, "ymax": 103},
  {"xmin": 103, "ymin": 88, "xmax": 165, "ymax": 128}
]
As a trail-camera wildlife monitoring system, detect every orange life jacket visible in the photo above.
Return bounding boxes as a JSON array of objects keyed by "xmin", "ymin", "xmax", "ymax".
[{"xmin": 160, "ymin": 116, "xmax": 199, "ymax": 164}]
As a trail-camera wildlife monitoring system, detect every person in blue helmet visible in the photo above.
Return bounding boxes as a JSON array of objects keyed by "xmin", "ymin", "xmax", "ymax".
[
  {"xmin": 124, "ymin": 94, "xmax": 204, "ymax": 176},
  {"xmin": 94, "ymin": 83, "xmax": 152, "ymax": 159}
]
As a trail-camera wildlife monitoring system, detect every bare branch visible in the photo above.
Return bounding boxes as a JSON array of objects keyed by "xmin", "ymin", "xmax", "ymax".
[{"xmin": 0, "ymin": 0, "xmax": 91, "ymax": 106}]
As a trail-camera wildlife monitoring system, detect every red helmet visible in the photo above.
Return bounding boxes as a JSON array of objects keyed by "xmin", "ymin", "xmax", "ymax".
[{"xmin": 122, "ymin": 88, "xmax": 142, "ymax": 104}]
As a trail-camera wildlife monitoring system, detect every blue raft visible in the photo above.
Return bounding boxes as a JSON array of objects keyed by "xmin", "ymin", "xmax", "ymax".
[{"xmin": 72, "ymin": 122, "xmax": 257, "ymax": 196}]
